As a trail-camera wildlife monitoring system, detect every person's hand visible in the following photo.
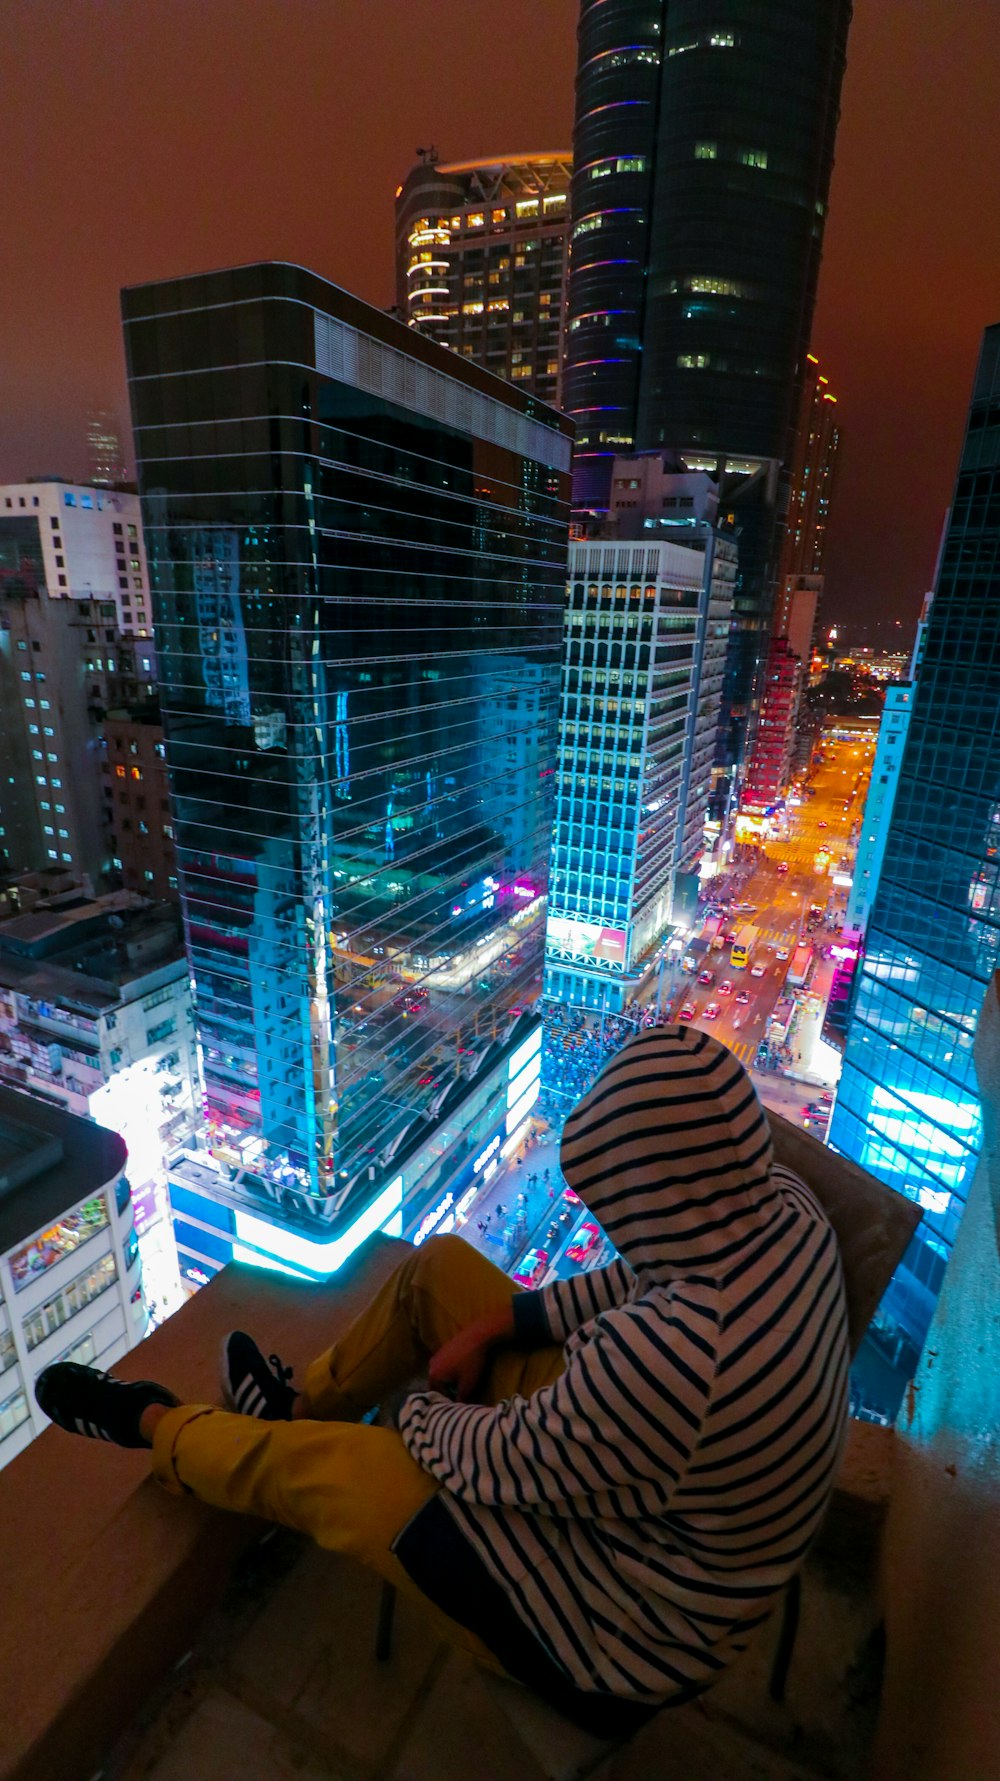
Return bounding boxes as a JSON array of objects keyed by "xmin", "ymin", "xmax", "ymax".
[
  {"xmin": 427, "ymin": 1302, "xmax": 516, "ymax": 1403},
  {"xmin": 428, "ymin": 1325, "xmax": 493, "ymax": 1402}
]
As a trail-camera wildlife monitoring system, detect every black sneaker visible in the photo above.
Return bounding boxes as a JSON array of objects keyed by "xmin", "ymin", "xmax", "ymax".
[
  {"xmin": 35, "ymin": 1363, "xmax": 179, "ymax": 1447},
  {"xmin": 220, "ymin": 1331, "xmax": 296, "ymax": 1420}
]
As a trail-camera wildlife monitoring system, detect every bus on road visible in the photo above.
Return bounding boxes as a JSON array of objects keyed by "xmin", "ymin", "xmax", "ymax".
[{"xmin": 730, "ymin": 925, "xmax": 759, "ymax": 970}]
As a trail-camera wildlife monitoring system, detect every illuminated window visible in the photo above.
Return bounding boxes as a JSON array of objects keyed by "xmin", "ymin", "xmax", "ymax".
[
  {"xmin": 543, "ymin": 193, "xmax": 566, "ymax": 209},
  {"xmin": 467, "ymin": 212, "xmax": 485, "ymax": 228},
  {"xmin": 491, "ymin": 208, "xmax": 506, "ymax": 223},
  {"xmin": 573, "ymin": 215, "xmax": 604, "ymax": 237},
  {"xmin": 515, "ymin": 199, "xmax": 538, "ymax": 219},
  {"xmin": 739, "ymin": 149, "xmax": 768, "ymax": 169},
  {"xmin": 687, "ymin": 276, "xmax": 748, "ymax": 297},
  {"xmin": 130, "ymin": 766, "xmax": 142, "ymax": 781},
  {"xmin": 115, "ymin": 764, "xmax": 126, "ymax": 779},
  {"xmin": 694, "ymin": 142, "xmax": 717, "ymax": 160},
  {"xmin": 461, "ymin": 301, "xmax": 484, "ymax": 315},
  {"xmin": 677, "ymin": 354, "xmax": 711, "ymax": 369}
]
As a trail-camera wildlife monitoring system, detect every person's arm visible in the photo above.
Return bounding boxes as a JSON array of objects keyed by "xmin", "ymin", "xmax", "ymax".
[
  {"xmin": 402, "ymin": 1300, "xmax": 701, "ymax": 1512},
  {"xmin": 510, "ymin": 1256, "xmax": 636, "ymax": 1348},
  {"xmin": 427, "ymin": 1300, "xmax": 516, "ymax": 1402}
]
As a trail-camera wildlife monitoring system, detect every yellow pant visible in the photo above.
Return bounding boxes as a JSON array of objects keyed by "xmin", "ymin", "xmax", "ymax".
[{"xmin": 151, "ymin": 1234, "xmax": 565, "ymax": 1665}]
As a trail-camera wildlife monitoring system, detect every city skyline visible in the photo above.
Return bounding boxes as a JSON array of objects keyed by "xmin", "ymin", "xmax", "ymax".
[{"xmin": 0, "ymin": 0, "xmax": 998, "ymax": 636}]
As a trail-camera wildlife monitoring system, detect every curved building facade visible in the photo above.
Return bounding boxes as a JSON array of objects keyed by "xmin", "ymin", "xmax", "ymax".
[
  {"xmin": 395, "ymin": 155, "xmax": 571, "ymax": 407},
  {"xmin": 563, "ymin": 1, "xmax": 851, "ymax": 769},
  {"xmin": 562, "ymin": 1, "xmax": 663, "ymax": 514},
  {"xmin": 636, "ymin": 1, "xmax": 851, "ymax": 466}
]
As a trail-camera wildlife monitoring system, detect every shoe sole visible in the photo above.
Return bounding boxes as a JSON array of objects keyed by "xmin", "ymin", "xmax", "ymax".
[{"xmin": 218, "ymin": 1334, "xmax": 239, "ymax": 1412}]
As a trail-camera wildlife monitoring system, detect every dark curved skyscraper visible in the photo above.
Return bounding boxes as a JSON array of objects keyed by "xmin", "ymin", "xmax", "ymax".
[
  {"xmin": 635, "ymin": 3, "xmax": 850, "ymax": 465},
  {"xmin": 564, "ymin": 1, "xmax": 852, "ymax": 763},
  {"xmin": 561, "ymin": 5, "xmax": 663, "ymax": 514}
]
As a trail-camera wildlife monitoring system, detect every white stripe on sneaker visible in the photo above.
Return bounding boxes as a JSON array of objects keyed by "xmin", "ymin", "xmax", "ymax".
[{"xmin": 235, "ymin": 1378, "xmax": 259, "ymax": 1413}]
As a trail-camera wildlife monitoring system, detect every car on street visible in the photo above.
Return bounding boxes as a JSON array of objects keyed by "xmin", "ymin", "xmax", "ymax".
[
  {"xmin": 563, "ymin": 1187, "xmax": 581, "ymax": 1205},
  {"xmin": 512, "ymin": 1247, "xmax": 549, "ymax": 1288},
  {"xmin": 818, "ymin": 820, "xmax": 828, "ymax": 829},
  {"xmin": 719, "ymin": 979, "xmax": 733, "ymax": 997},
  {"xmin": 703, "ymin": 1001, "xmax": 721, "ymax": 1019},
  {"xmin": 724, "ymin": 931, "xmax": 738, "ymax": 944},
  {"xmin": 735, "ymin": 989, "xmax": 751, "ymax": 1006},
  {"xmin": 697, "ymin": 969, "xmax": 715, "ymax": 986},
  {"xmin": 775, "ymin": 947, "xmax": 790, "ymax": 961},
  {"xmin": 566, "ymin": 1221, "xmax": 601, "ymax": 1264},
  {"xmin": 776, "ymin": 861, "xmax": 789, "ymax": 874},
  {"xmin": 750, "ymin": 963, "xmax": 766, "ymax": 978},
  {"xmin": 679, "ymin": 1002, "xmax": 697, "ymax": 1020},
  {"xmin": 819, "ymin": 1091, "xmax": 833, "ymax": 1105}
]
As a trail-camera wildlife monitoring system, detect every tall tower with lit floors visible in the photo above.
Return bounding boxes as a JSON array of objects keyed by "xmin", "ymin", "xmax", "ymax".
[
  {"xmin": 563, "ymin": 1, "xmax": 852, "ymax": 768},
  {"xmin": 122, "ymin": 263, "xmax": 571, "ymax": 1283},
  {"xmin": 830, "ymin": 325, "xmax": 1000, "ymax": 1415}
]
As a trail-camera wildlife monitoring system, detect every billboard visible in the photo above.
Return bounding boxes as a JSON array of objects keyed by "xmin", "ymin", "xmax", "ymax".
[{"xmin": 547, "ymin": 917, "xmax": 628, "ymax": 968}]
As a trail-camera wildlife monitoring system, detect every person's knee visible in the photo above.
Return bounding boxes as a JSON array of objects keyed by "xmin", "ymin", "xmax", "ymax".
[{"xmin": 413, "ymin": 1232, "xmax": 475, "ymax": 1289}]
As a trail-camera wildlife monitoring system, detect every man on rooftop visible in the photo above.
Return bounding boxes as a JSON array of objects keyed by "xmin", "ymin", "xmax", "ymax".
[{"xmin": 36, "ymin": 1026, "xmax": 849, "ymax": 1737}]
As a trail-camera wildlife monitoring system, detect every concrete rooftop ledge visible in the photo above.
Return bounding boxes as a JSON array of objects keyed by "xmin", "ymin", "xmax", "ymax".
[
  {"xmin": 0, "ymin": 1238, "xmax": 405, "ymax": 1781},
  {"xmin": 1, "ymin": 1222, "xmax": 902, "ymax": 1781}
]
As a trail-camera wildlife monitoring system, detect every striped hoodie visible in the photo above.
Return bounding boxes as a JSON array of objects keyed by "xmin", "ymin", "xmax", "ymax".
[{"xmin": 399, "ymin": 1026, "xmax": 850, "ymax": 1702}]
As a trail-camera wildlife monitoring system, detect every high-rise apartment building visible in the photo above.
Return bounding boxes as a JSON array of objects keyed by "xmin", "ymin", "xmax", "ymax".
[
  {"xmin": 395, "ymin": 154, "xmax": 571, "ymax": 406},
  {"xmin": 121, "ymin": 262, "xmax": 571, "ymax": 1282},
  {"xmin": 743, "ymin": 356, "xmax": 841, "ymax": 810},
  {"xmin": 546, "ymin": 461, "xmax": 735, "ymax": 1011},
  {"xmin": 830, "ymin": 326, "xmax": 1000, "ymax": 1390},
  {"xmin": 741, "ymin": 639, "xmax": 803, "ymax": 813},
  {"xmin": 776, "ymin": 355, "xmax": 841, "ymax": 587},
  {"xmin": 563, "ymin": 1, "xmax": 851, "ymax": 762},
  {"xmin": 0, "ymin": 482, "xmax": 154, "ymax": 892},
  {"xmin": 0, "ymin": 1086, "xmax": 146, "ymax": 1471},
  {"xmin": 86, "ymin": 410, "xmax": 127, "ymax": 486}
]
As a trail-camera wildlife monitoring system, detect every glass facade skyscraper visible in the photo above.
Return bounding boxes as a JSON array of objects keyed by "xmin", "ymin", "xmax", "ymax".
[
  {"xmin": 830, "ymin": 326, "xmax": 1000, "ymax": 1391},
  {"xmin": 121, "ymin": 264, "xmax": 570, "ymax": 1274},
  {"xmin": 563, "ymin": 0, "xmax": 851, "ymax": 762}
]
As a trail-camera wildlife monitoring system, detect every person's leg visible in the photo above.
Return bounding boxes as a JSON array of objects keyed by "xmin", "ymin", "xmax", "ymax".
[
  {"xmin": 300, "ymin": 1232, "xmax": 562, "ymax": 1420},
  {"xmin": 151, "ymin": 1400, "xmax": 503, "ymax": 1669}
]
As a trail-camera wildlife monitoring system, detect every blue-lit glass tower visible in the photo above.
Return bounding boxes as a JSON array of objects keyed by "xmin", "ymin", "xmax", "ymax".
[
  {"xmin": 830, "ymin": 325, "xmax": 1000, "ymax": 1400},
  {"xmin": 122, "ymin": 264, "xmax": 570, "ymax": 1282}
]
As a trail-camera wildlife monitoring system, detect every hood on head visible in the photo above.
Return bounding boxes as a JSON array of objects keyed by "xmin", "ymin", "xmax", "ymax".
[{"xmin": 560, "ymin": 1025, "xmax": 780, "ymax": 1281}]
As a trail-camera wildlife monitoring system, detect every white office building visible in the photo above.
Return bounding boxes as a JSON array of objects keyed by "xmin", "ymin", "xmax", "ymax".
[{"xmin": 546, "ymin": 521, "xmax": 735, "ymax": 1012}]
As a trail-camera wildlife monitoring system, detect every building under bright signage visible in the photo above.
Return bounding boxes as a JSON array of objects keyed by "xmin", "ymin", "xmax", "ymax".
[
  {"xmin": 122, "ymin": 261, "xmax": 570, "ymax": 1284},
  {"xmin": 0, "ymin": 1087, "xmax": 146, "ymax": 1471}
]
